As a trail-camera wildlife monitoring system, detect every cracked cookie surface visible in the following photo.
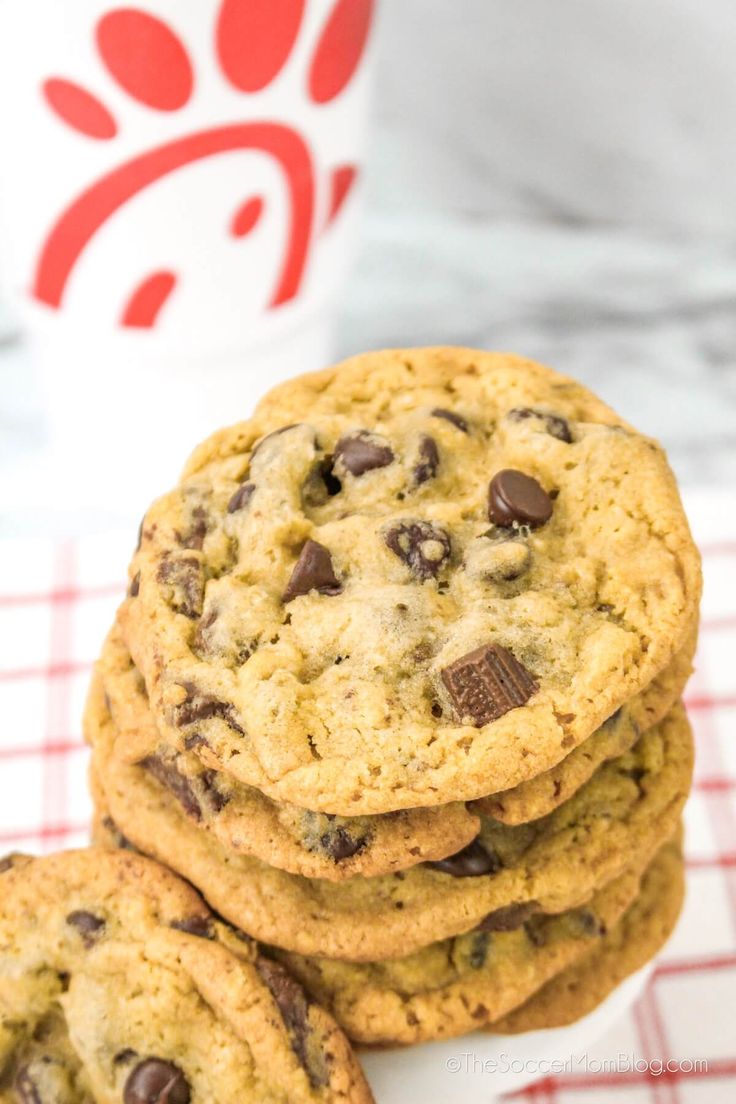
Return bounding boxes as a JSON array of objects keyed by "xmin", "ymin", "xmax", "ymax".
[
  {"xmin": 90, "ymin": 697, "xmax": 693, "ymax": 962},
  {"xmin": 120, "ymin": 348, "xmax": 701, "ymax": 815},
  {"xmin": 0, "ymin": 850, "xmax": 372, "ymax": 1104}
]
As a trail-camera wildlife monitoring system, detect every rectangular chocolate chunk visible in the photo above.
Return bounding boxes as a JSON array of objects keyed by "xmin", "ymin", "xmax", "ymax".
[{"xmin": 441, "ymin": 643, "xmax": 538, "ymax": 726}]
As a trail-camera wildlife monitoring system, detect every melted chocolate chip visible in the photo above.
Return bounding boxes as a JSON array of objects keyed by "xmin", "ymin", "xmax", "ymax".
[
  {"xmin": 431, "ymin": 408, "xmax": 469, "ymax": 432},
  {"xmin": 320, "ymin": 825, "xmax": 368, "ymax": 862},
  {"xmin": 428, "ymin": 838, "xmax": 501, "ymax": 877},
  {"xmin": 507, "ymin": 407, "xmax": 572, "ymax": 443},
  {"xmin": 333, "ymin": 431, "xmax": 394, "ymax": 476},
  {"xmin": 123, "ymin": 1058, "xmax": 190, "ymax": 1104},
  {"xmin": 141, "ymin": 756, "xmax": 202, "ymax": 821},
  {"xmin": 488, "ymin": 470, "xmax": 553, "ymax": 528},
  {"xmin": 173, "ymin": 685, "xmax": 245, "ymax": 735},
  {"xmin": 441, "ymin": 643, "xmax": 538, "ymax": 726},
  {"xmin": 255, "ymin": 958, "xmax": 328, "ymax": 1088},
  {"xmin": 129, "ymin": 571, "xmax": 141, "ymax": 598},
  {"xmin": 101, "ymin": 816, "xmax": 134, "ymax": 851},
  {"xmin": 475, "ymin": 901, "xmax": 540, "ymax": 932},
  {"xmin": 384, "ymin": 521, "xmax": 451, "ymax": 580},
  {"xmin": 413, "ymin": 436, "xmax": 439, "ymax": 484},
  {"xmin": 283, "ymin": 540, "xmax": 342, "ymax": 603},
  {"xmin": 66, "ymin": 910, "xmax": 105, "ymax": 947},
  {"xmin": 156, "ymin": 556, "xmax": 204, "ymax": 619},
  {"xmin": 170, "ymin": 915, "xmax": 213, "ymax": 938},
  {"xmin": 227, "ymin": 481, "xmax": 255, "ymax": 513},
  {"xmin": 178, "ymin": 505, "xmax": 208, "ymax": 551},
  {"xmin": 0, "ymin": 853, "xmax": 17, "ymax": 873}
]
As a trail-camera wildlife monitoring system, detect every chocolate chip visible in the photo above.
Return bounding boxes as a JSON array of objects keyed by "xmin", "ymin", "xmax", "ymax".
[
  {"xmin": 178, "ymin": 505, "xmax": 208, "ymax": 550},
  {"xmin": 441, "ymin": 643, "xmax": 538, "ymax": 726},
  {"xmin": 283, "ymin": 540, "xmax": 341, "ymax": 603},
  {"xmin": 468, "ymin": 932, "xmax": 490, "ymax": 969},
  {"xmin": 321, "ymin": 825, "xmax": 368, "ymax": 862},
  {"xmin": 129, "ymin": 571, "xmax": 141, "ymax": 598},
  {"xmin": 227, "ymin": 481, "xmax": 255, "ymax": 513},
  {"xmin": 156, "ymin": 556, "xmax": 204, "ymax": 619},
  {"xmin": 255, "ymin": 958, "xmax": 328, "ymax": 1088},
  {"xmin": 0, "ymin": 853, "xmax": 17, "ymax": 873},
  {"xmin": 475, "ymin": 901, "xmax": 539, "ymax": 932},
  {"xmin": 123, "ymin": 1058, "xmax": 190, "ymax": 1104},
  {"xmin": 573, "ymin": 909, "xmax": 606, "ymax": 937},
  {"xmin": 141, "ymin": 756, "xmax": 202, "ymax": 821},
  {"xmin": 14, "ymin": 1065, "xmax": 43, "ymax": 1104},
  {"xmin": 170, "ymin": 915, "xmax": 213, "ymax": 938},
  {"xmin": 488, "ymin": 470, "xmax": 553, "ymax": 528},
  {"xmin": 428, "ymin": 838, "xmax": 501, "ymax": 877},
  {"xmin": 507, "ymin": 407, "xmax": 572, "ymax": 443},
  {"xmin": 413, "ymin": 436, "xmax": 439, "ymax": 484},
  {"xmin": 384, "ymin": 521, "xmax": 451, "ymax": 580},
  {"xmin": 333, "ymin": 431, "xmax": 394, "ymax": 476},
  {"xmin": 173, "ymin": 684, "xmax": 245, "ymax": 735},
  {"xmin": 431, "ymin": 408, "xmax": 469, "ymax": 433},
  {"xmin": 66, "ymin": 910, "xmax": 105, "ymax": 947}
]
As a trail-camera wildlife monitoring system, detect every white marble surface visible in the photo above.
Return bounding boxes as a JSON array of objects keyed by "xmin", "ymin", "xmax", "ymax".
[{"xmin": 2, "ymin": 0, "xmax": 735, "ymax": 535}]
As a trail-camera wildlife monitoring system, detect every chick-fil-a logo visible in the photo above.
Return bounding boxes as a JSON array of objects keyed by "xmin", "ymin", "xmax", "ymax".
[{"xmin": 33, "ymin": 0, "xmax": 373, "ymax": 327}]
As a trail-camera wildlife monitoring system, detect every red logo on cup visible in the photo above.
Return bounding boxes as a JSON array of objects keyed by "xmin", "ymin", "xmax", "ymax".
[{"xmin": 34, "ymin": 0, "xmax": 374, "ymax": 327}]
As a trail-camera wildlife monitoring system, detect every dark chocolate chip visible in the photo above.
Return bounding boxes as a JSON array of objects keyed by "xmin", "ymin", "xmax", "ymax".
[
  {"xmin": 170, "ymin": 915, "xmax": 213, "ymax": 938},
  {"xmin": 200, "ymin": 768, "xmax": 229, "ymax": 813},
  {"xmin": 431, "ymin": 408, "xmax": 469, "ymax": 433},
  {"xmin": 173, "ymin": 685, "xmax": 245, "ymax": 735},
  {"xmin": 255, "ymin": 958, "xmax": 328, "ymax": 1088},
  {"xmin": 441, "ymin": 643, "xmax": 538, "ymax": 727},
  {"xmin": 333, "ymin": 431, "xmax": 394, "ymax": 476},
  {"xmin": 573, "ymin": 909, "xmax": 606, "ymax": 937},
  {"xmin": 283, "ymin": 540, "xmax": 342, "ymax": 603},
  {"xmin": 475, "ymin": 901, "xmax": 540, "ymax": 932},
  {"xmin": 178, "ymin": 505, "xmax": 208, "ymax": 551},
  {"xmin": 320, "ymin": 825, "xmax": 368, "ymax": 862},
  {"xmin": 384, "ymin": 521, "xmax": 451, "ymax": 580},
  {"xmin": 156, "ymin": 556, "xmax": 204, "ymax": 619},
  {"xmin": 428, "ymin": 838, "xmax": 501, "ymax": 877},
  {"xmin": 141, "ymin": 756, "xmax": 202, "ymax": 821},
  {"xmin": 123, "ymin": 1058, "xmax": 190, "ymax": 1104},
  {"xmin": 413, "ymin": 435, "xmax": 439, "ymax": 484},
  {"xmin": 66, "ymin": 910, "xmax": 105, "ymax": 947},
  {"xmin": 488, "ymin": 469, "xmax": 553, "ymax": 528},
  {"xmin": 129, "ymin": 571, "xmax": 141, "ymax": 598},
  {"xmin": 507, "ymin": 407, "xmax": 573, "ymax": 443},
  {"xmin": 14, "ymin": 1065, "xmax": 43, "ymax": 1104},
  {"xmin": 0, "ymin": 853, "xmax": 17, "ymax": 873},
  {"xmin": 227, "ymin": 481, "xmax": 255, "ymax": 513}
]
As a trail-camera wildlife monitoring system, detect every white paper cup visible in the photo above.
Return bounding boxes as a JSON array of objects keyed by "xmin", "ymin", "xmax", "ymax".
[{"xmin": 0, "ymin": 0, "xmax": 376, "ymax": 510}]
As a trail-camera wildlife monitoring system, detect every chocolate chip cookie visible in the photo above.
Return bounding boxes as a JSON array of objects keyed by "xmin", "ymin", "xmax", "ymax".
[
  {"xmin": 269, "ymin": 836, "xmax": 681, "ymax": 1045},
  {"xmin": 119, "ymin": 348, "xmax": 701, "ymax": 815},
  {"xmin": 91, "ymin": 693, "xmax": 693, "ymax": 961},
  {"xmin": 0, "ymin": 850, "xmax": 373, "ymax": 1103},
  {"xmin": 492, "ymin": 830, "xmax": 684, "ymax": 1033}
]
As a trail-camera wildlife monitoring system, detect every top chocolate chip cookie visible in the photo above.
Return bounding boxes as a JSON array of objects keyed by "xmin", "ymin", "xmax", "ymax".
[{"xmin": 120, "ymin": 348, "xmax": 701, "ymax": 815}]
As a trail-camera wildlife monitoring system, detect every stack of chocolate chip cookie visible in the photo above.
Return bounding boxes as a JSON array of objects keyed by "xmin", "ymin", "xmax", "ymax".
[{"xmin": 87, "ymin": 347, "xmax": 701, "ymax": 1048}]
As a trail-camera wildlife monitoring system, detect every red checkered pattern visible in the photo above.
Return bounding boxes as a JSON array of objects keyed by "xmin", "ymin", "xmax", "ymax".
[{"xmin": 1, "ymin": 492, "xmax": 735, "ymax": 1101}]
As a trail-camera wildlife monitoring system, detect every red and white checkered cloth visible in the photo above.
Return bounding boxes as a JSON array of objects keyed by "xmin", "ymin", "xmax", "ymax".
[{"xmin": 1, "ymin": 490, "xmax": 735, "ymax": 1101}]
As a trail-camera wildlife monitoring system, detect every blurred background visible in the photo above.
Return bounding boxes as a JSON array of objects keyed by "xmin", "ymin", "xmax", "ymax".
[{"xmin": 1, "ymin": 0, "xmax": 735, "ymax": 538}]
